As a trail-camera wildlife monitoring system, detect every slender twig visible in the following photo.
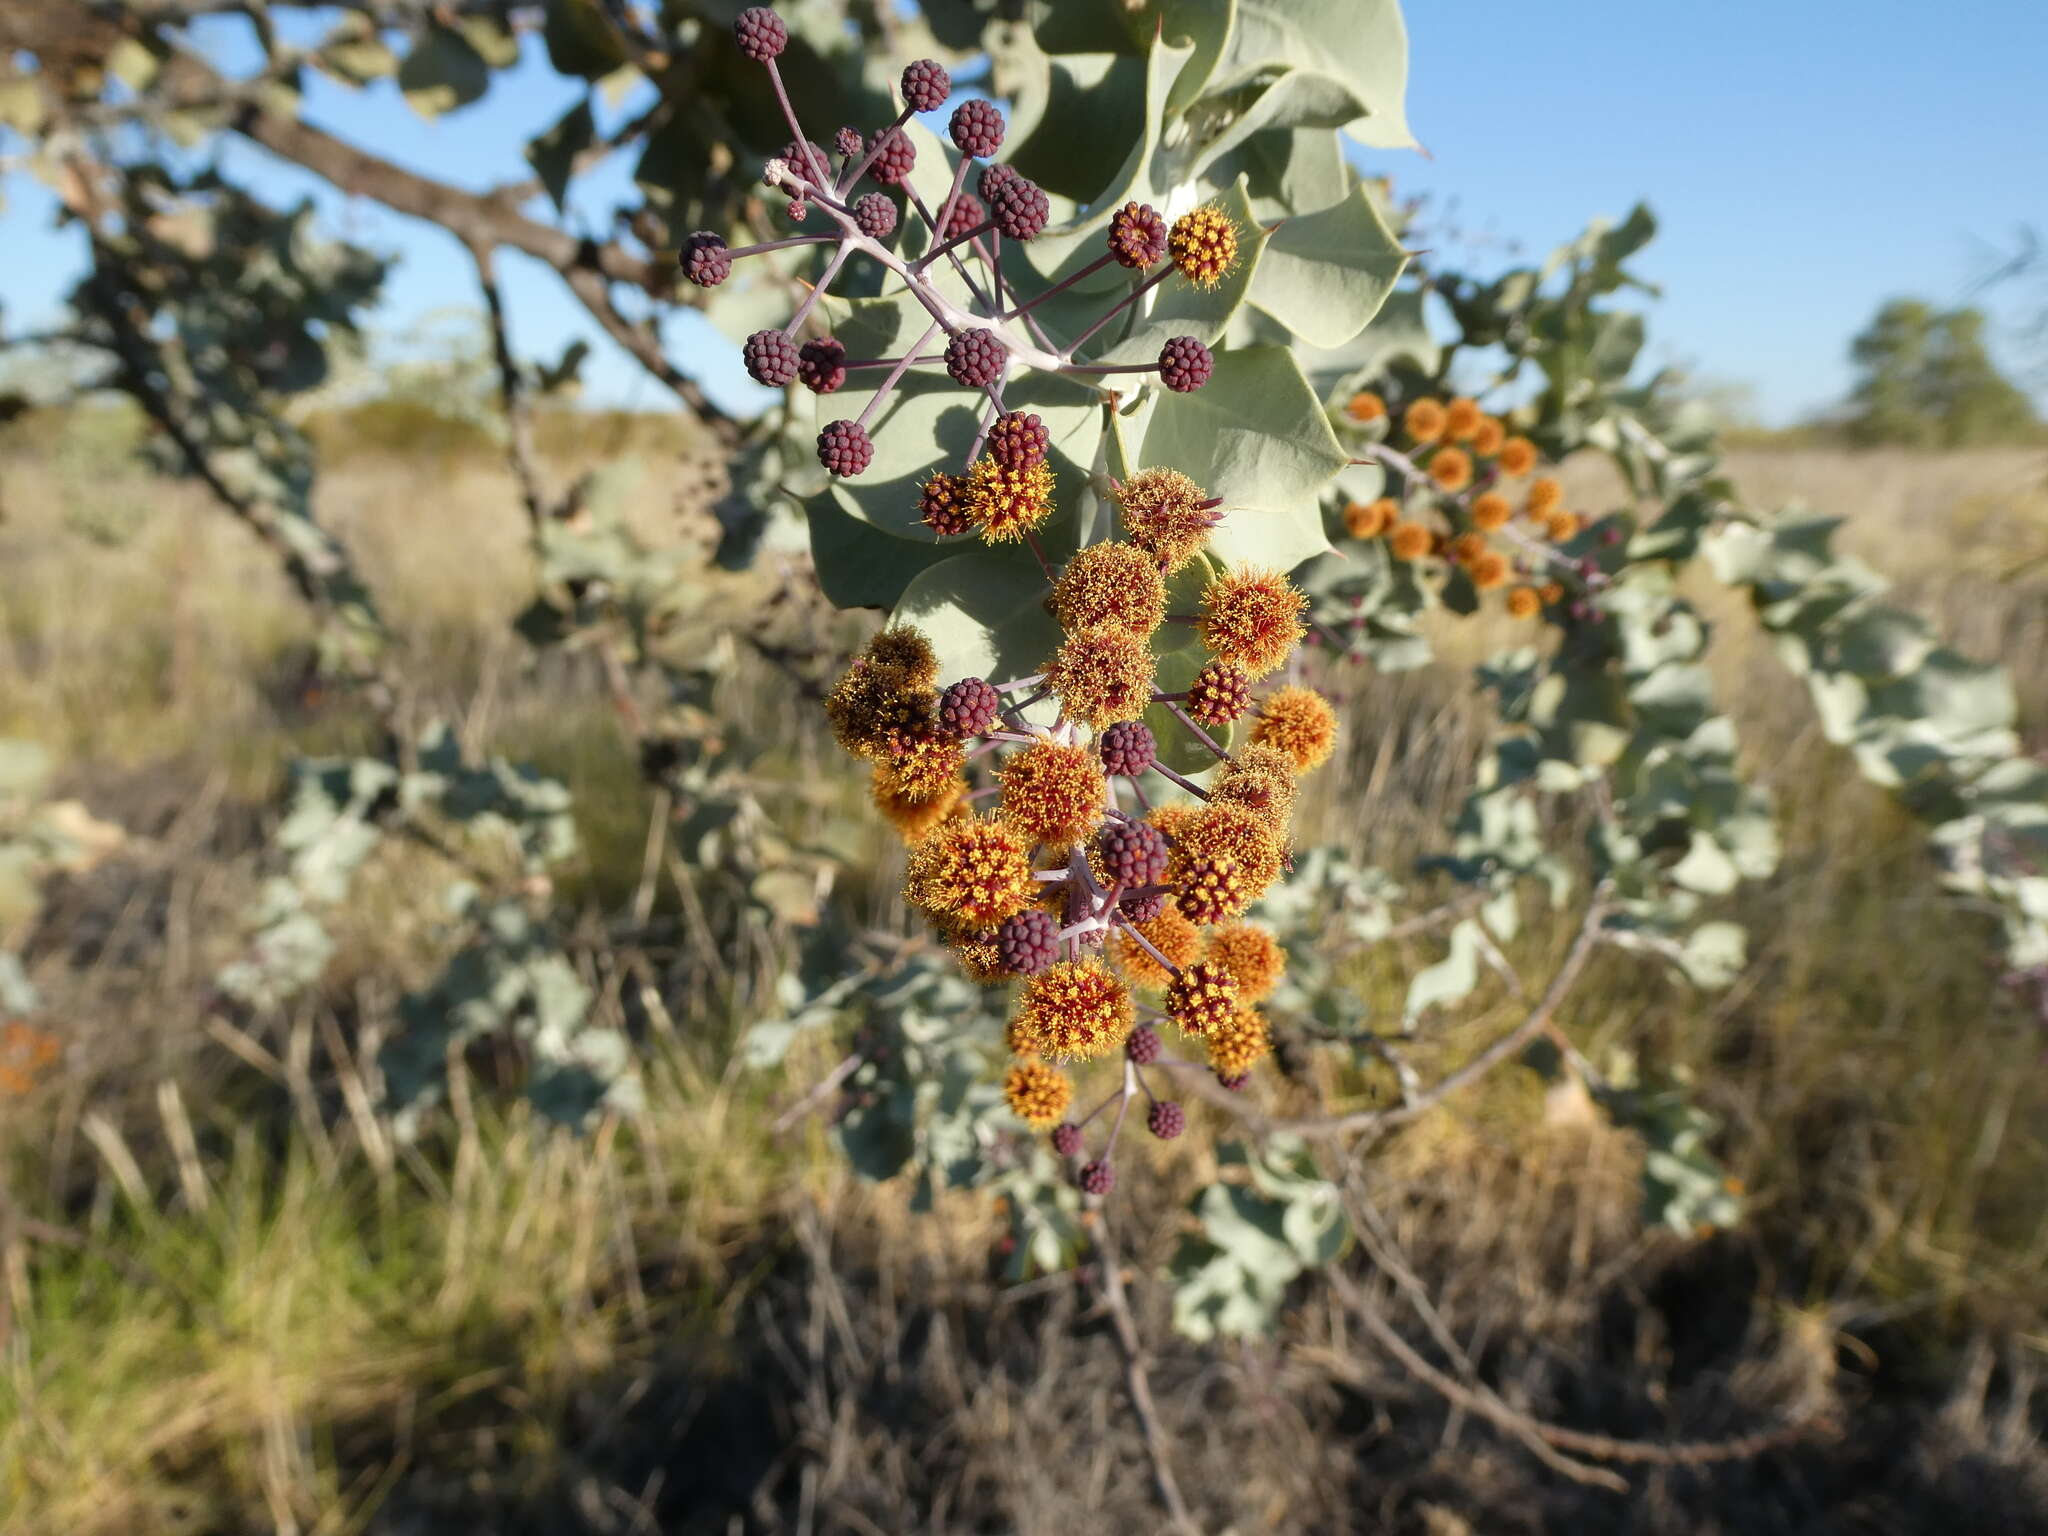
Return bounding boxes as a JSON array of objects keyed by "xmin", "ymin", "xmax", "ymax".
[{"xmin": 1064, "ymin": 266, "xmax": 1173, "ymax": 356}]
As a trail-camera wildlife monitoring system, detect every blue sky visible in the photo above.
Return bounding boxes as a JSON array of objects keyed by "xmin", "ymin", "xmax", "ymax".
[{"xmin": 3, "ymin": 0, "xmax": 2044, "ymax": 424}]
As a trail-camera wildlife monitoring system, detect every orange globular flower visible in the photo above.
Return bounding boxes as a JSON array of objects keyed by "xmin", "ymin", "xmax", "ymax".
[
  {"xmin": 1497, "ymin": 436, "xmax": 1539, "ymax": 477},
  {"xmin": 1402, "ymin": 397, "xmax": 1447, "ymax": 444},
  {"xmin": 1428, "ymin": 445, "xmax": 1474, "ymax": 493},
  {"xmin": 1344, "ymin": 497, "xmax": 1398, "ymax": 540},
  {"xmin": 825, "ymin": 659, "xmax": 937, "ymax": 760},
  {"xmin": 1470, "ymin": 416, "xmax": 1506, "ymax": 457},
  {"xmin": 904, "ymin": 813, "xmax": 1037, "ymax": 931},
  {"xmin": 1545, "ymin": 510, "xmax": 1582, "ymax": 542},
  {"xmin": 1448, "ymin": 531, "xmax": 1487, "ymax": 566},
  {"xmin": 1505, "ymin": 585, "xmax": 1543, "ymax": 619},
  {"xmin": 1387, "ymin": 520, "xmax": 1432, "ymax": 562},
  {"xmin": 1470, "ymin": 492, "xmax": 1512, "ymax": 531},
  {"xmin": 1346, "ymin": 390, "xmax": 1387, "ymax": 423},
  {"xmin": 1148, "ymin": 802, "xmax": 1201, "ymax": 846},
  {"xmin": 1205, "ymin": 1006, "xmax": 1273, "ymax": 1076},
  {"xmin": 1209, "ymin": 753, "xmax": 1298, "ymax": 831},
  {"xmin": 1538, "ymin": 581, "xmax": 1567, "ymax": 605},
  {"xmin": 1204, "ymin": 923, "xmax": 1286, "ymax": 1005},
  {"xmin": 1469, "ymin": 551, "xmax": 1512, "ymax": 591},
  {"xmin": 864, "ymin": 625, "xmax": 939, "ymax": 687},
  {"xmin": 1443, "ymin": 397, "xmax": 1483, "ymax": 442},
  {"xmin": 999, "ymin": 738, "xmax": 1108, "ymax": 848},
  {"xmin": 1050, "ymin": 541, "xmax": 1167, "ymax": 635},
  {"xmin": 1168, "ymin": 204, "xmax": 1240, "ymax": 289},
  {"xmin": 1112, "ymin": 906, "xmax": 1202, "ymax": 991},
  {"xmin": 1002, "ymin": 1060, "xmax": 1073, "ymax": 1127},
  {"xmin": 1045, "ymin": 625, "xmax": 1156, "ymax": 730},
  {"xmin": 872, "ymin": 748, "xmax": 967, "ymax": 835},
  {"xmin": 966, "ymin": 455, "xmax": 1056, "ymax": 542},
  {"xmin": 1011, "ymin": 959, "xmax": 1135, "ymax": 1061},
  {"xmin": 1197, "ymin": 566, "xmax": 1307, "ymax": 680},
  {"xmin": 1248, "ymin": 685, "xmax": 1339, "ymax": 774},
  {"xmin": 1114, "ymin": 467, "xmax": 1217, "ymax": 573},
  {"xmin": 1525, "ymin": 476, "xmax": 1565, "ymax": 518}
]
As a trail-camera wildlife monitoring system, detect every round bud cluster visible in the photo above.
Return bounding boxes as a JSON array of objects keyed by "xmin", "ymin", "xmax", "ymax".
[
  {"xmin": 977, "ymin": 162, "xmax": 1017, "ymax": 205},
  {"xmin": 1165, "ymin": 960, "xmax": 1238, "ymax": 1036},
  {"xmin": 1175, "ymin": 856, "xmax": 1251, "ymax": 924},
  {"xmin": 945, "ymin": 327, "xmax": 1007, "ymax": 388},
  {"xmin": 743, "ymin": 328, "xmax": 799, "ymax": 387},
  {"xmin": 1108, "ymin": 201, "xmax": 1168, "ymax": 268},
  {"xmin": 1206, "ymin": 1008, "xmax": 1273, "ymax": 1077},
  {"xmin": 943, "ymin": 192, "xmax": 985, "ymax": 241},
  {"xmin": 1147, "ymin": 1100, "xmax": 1185, "ymax": 1140},
  {"xmin": 1078, "ymin": 1160, "xmax": 1114, "ymax": 1196},
  {"xmin": 1126, "ymin": 1023, "xmax": 1163, "ymax": 1065},
  {"xmin": 988, "ymin": 411, "xmax": 1049, "ymax": 470},
  {"xmin": 732, "ymin": 6, "xmax": 787, "ymax": 62},
  {"xmin": 797, "ymin": 337, "xmax": 846, "ymax": 394},
  {"xmin": 1120, "ymin": 888, "xmax": 1166, "ymax": 923},
  {"xmin": 950, "ymin": 98, "xmax": 1005, "ymax": 158},
  {"xmin": 920, "ymin": 471, "xmax": 970, "ymax": 537},
  {"xmin": 1099, "ymin": 721, "xmax": 1156, "ymax": 778},
  {"xmin": 997, "ymin": 908, "xmax": 1060, "ymax": 976},
  {"xmin": 866, "ymin": 128, "xmax": 916, "ymax": 187},
  {"xmin": 854, "ymin": 192, "xmax": 898, "ymax": 240},
  {"xmin": 834, "ymin": 126, "xmax": 863, "ymax": 158},
  {"xmin": 816, "ymin": 419, "xmax": 874, "ymax": 477},
  {"xmin": 938, "ymin": 676, "xmax": 1001, "ymax": 735},
  {"xmin": 1051, "ymin": 1121, "xmax": 1083, "ymax": 1157},
  {"xmin": 901, "ymin": 58, "xmax": 951, "ymax": 112},
  {"xmin": 990, "ymin": 174, "xmax": 1050, "ymax": 240},
  {"xmin": 1159, "ymin": 336, "xmax": 1214, "ymax": 393},
  {"xmin": 777, "ymin": 138, "xmax": 830, "ymax": 186},
  {"xmin": 1095, "ymin": 819, "xmax": 1169, "ymax": 888},
  {"xmin": 1186, "ymin": 659, "xmax": 1250, "ymax": 727},
  {"xmin": 679, "ymin": 231, "xmax": 730, "ymax": 287}
]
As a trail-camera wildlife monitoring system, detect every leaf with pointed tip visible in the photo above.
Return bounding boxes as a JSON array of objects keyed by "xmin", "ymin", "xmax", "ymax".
[{"xmin": 1249, "ymin": 180, "xmax": 1406, "ymax": 348}]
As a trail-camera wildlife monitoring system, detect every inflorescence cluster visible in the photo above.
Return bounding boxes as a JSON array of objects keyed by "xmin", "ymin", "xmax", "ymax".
[
  {"xmin": 702, "ymin": 8, "xmax": 1335, "ymax": 1192},
  {"xmin": 683, "ymin": 8, "xmax": 1228, "ymax": 484},
  {"xmin": 1335, "ymin": 391, "xmax": 1615, "ymax": 624}
]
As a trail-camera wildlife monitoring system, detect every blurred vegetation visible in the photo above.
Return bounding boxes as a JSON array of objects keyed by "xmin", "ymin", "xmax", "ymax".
[{"xmin": 1843, "ymin": 298, "xmax": 2041, "ymax": 448}]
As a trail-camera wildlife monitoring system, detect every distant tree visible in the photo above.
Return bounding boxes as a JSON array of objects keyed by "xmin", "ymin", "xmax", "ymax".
[{"xmin": 1845, "ymin": 298, "xmax": 2038, "ymax": 447}]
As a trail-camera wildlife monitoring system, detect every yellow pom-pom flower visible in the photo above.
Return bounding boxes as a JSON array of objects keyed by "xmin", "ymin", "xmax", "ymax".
[
  {"xmin": 999, "ymin": 738, "xmax": 1107, "ymax": 848},
  {"xmin": 1545, "ymin": 510, "xmax": 1581, "ymax": 542},
  {"xmin": 1525, "ymin": 476, "xmax": 1564, "ymax": 518},
  {"xmin": 1248, "ymin": 685, "xmax": 1339, "ymax": 774},
  {"xmin": 1206, "ymin": 1006, "xmax": 1273, "ymax": 1077},
  {"xmin": 1344, "ymin": 497, "xmax": 1397, "ymax": 540},
  {"xmin": 1114, "ymin": 467, "xmax": 1219, "ymax": 573},
  {"xmin": 1002, "ymin": 1060, "xmax": 1073, "ymax": 1127},
  {"xmin": 881, "ymin": 723, "xmax": 968, "ymax": 804},
  {"xmin": 904, "ymin": 813, "xmax": 1036, "ymax": 930},
  {"xmin": 1470, "ymin": 416, "xmax": 1506, "ymax": 457},
  {"xmin": 1346, "ymin": 390, "xmax": 1387, "ymax": 423},
  {"xmin": 966, "ymin": 455, "xmax": 1056, "ymax": 542},
  {"xmin": 1448, "ymin": 531, "xmax": 1487, "ymax": 566},
  {"xmin": 1205, "ymin": 922, "xmax": 1286, "ymax": 1005},
  {"xmin": 1112, "ymin": 905, "xmax": 1202, "ymax": 991},
  {"xmin": 1388, "ymin": 520, "xmax": 1432, "ymax": 562},
  {"xmin": 825, "ymin": 660, "xmax": 935, "ymax": 760},
  {"xmin": 1429, "ymin": 445, "xmax": 1474, "ymax": 493},
  {"xmin": 1505, "ymin": 585, "xmax": 1543, "ymax": 619},
  {"xmin": 1173, "ymin": 803, "xmax": 1284, "ymax": 896},
  {"xmin": 1198, "ymin": 566, "xmax": 1307, "ymax": 680},
  {"xmin": 1168, "ymin": 204, "xmax": 1239, "ymax": 289},
  {"xmin": 1175, "ymin": 855, "xmax": 1252, "ymax": 924},
  {"xmin": 1050, "ymin": 541, "xmax": 1167, "ymax": 635},
  {"xmin": 1469, "ymin": 551, "xmax": 1511, "ymax": 591},
  {"xmin": 1497, "ymin": 436, "xmax": 1539, "ymax": 477},
  {"xmin": 1045, "ymin": 624, "xmax": 1156, "ymax": 730},
  {"xmin": 872, "ymin": 761, "xmax": 966, "ymax": 842},
  {"xmin": 1443, "ymin": 397, "xmax": 1483, "ymax": 442},
  {"xmin": 864, "ymin": 625, "xmax": 938, "ymax": 687},
  {"xmin": 1403, "ymin": 398, "xmax": 1447, "ymax": 444},
  {"xmin": 1011, "ymin": 959, "xmax": 1135, "ymax": 1061},
  {"xmin": 1470, "ymin": 491, "xmax": 1512, "ymax": 531},
  {"xmin": 1209, "ymin": 756, "xmax": 1298, "ymax": 832}
]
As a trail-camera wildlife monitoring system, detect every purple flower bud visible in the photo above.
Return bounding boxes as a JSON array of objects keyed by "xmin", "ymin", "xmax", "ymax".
[
  {"xmin": 901, "ymin": 58, "xmax": 951, "ymax": 113},
  {"xmin": 733, "ymin": 7, "xmax": 787, "ymax": 63},
  {"xmin": 949, "ymin": 98, "xmax": 1005, "ymax": 158},
  {"xmin": 816, "ymin": 419, "xmax": 874, "ymax": 477}
]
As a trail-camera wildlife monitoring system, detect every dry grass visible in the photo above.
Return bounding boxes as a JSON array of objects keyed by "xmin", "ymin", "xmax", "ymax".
[{"xmin": 2, "ymin": 433, "xmax": 2046, "ymax": 1532}]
